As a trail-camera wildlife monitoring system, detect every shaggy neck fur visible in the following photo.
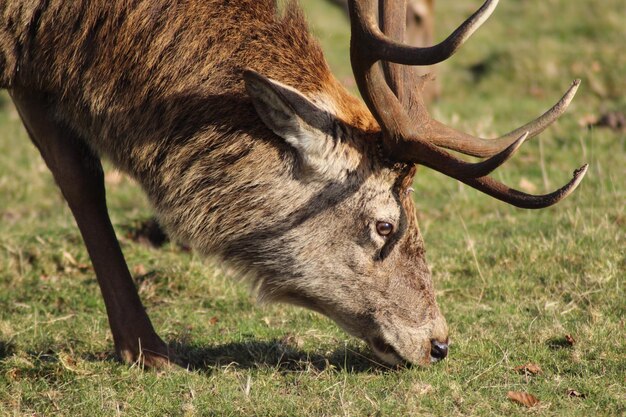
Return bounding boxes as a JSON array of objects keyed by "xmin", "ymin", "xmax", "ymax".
[{"xmin": 1, "ymin": 0, "xmax": 379, "ymax": 256}]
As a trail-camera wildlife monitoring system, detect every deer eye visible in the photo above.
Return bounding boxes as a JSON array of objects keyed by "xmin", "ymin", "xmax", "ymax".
[{"xmin": 376, "ymin": 221, "xmax": 394, "ymax": 237}]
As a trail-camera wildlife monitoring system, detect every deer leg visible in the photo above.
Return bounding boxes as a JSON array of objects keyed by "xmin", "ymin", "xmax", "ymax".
[{"xmin": 10, "ymin": 89, "xmax": 175, "ymax": 368}]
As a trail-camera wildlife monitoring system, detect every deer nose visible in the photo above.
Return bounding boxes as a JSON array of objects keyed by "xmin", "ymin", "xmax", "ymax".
[{"xmin": 430, "ymin": 340, "xmax": 448, "ymax": 362}]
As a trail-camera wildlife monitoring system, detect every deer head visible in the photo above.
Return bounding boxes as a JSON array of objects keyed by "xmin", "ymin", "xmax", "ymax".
[{"xmin": 238, "ymin": 0, "xmax": 586, "ymax": 366}]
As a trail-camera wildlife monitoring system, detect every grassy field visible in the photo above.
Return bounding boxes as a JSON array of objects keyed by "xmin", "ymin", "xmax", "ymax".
[{"xmin": 0, "ymin": 0, "xmax": 624, "ymax": 415}]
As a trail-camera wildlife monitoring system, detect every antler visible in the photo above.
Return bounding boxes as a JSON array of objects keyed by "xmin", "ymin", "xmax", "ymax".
[{"xmin": 347, "ymin": 0, "xmax": 587, "ymax": 208}]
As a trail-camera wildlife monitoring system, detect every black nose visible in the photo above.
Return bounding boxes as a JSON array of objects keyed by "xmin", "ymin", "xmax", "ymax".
[{"xmin": 430, "ymin": 340, "xmax": 448, "ymax": 362}]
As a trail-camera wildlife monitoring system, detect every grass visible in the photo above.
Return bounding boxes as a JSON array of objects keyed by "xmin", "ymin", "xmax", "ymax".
[{"xmin": 1, "ymin": 0, "xmax": 624, "ymax": 415}]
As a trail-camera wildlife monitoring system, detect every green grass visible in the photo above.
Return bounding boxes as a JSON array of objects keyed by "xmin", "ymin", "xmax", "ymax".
[{"xmin": 1, "ymin": 0, "xmax": 624, "ymax": 415}]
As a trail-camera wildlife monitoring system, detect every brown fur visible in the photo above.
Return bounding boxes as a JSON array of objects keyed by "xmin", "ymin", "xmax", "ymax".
[{"xmin": 0, "ymin": 0, "xmax": 447, "ymax": 366}]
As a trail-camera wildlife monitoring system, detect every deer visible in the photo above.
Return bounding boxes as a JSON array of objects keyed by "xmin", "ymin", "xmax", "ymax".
[{"xmin": 0, "ymin": 0, "xmax": 586, "ymax": 368}]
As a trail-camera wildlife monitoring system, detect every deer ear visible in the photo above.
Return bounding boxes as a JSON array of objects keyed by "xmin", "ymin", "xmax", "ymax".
[{"xmin": 243, "ymin": 69, "xmax": 343, "ymax": 176}]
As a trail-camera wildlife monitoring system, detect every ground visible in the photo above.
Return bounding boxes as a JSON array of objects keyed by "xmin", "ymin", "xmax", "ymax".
[{"xmin": 0, "ymin": 0, "xmax": 624, "ymax": 415}]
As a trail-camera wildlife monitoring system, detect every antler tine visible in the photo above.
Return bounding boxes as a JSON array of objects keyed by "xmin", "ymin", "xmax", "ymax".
[
  {"xmin": 424, "ymin": 80, "xmax": 581, "ymax": 157},
  {"xmin": 396, "ymin": 131, "xmax": 528, "ymax": 178},
  {"xmin": 349, "ymin": 0, "xmax": 412, "ymax": 140},
  {"xmin": 460, "ymin": 164, "xmax": 588, "ymax": 209},
  {"xmin": 349, "ymin": 0, "xmax": 499, "ymax": 66},
  {"xmin": 379, "ymin": 0, "xmax": 408, "ymax": 104},
  {"xmin": 348, "ymin": 0, "xmax": 436, "ymax": 141}
]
